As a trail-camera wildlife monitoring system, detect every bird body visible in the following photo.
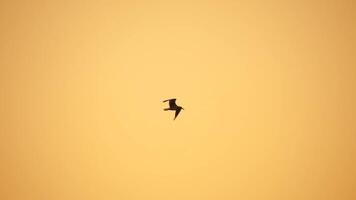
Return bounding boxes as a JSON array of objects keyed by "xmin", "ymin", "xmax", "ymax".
[{"xmin": 163, "ymin": 98, "xmax": 184, "ymax": 120}]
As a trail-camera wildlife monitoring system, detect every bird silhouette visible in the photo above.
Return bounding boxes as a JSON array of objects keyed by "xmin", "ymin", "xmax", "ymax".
[{"xmin": 163, "ymin": 98, "xmax": 184, "ymax": 120}]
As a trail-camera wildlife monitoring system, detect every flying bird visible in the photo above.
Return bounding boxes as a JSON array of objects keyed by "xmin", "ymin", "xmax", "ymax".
[{"xmin": 163, "ymin": 98, "xmax": 184, "ymax": 120}]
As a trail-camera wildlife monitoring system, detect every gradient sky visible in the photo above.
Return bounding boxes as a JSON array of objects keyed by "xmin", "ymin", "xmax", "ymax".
[{"xmin": 1, "ymin": 1, "xmax": 355, "ymax": 200}]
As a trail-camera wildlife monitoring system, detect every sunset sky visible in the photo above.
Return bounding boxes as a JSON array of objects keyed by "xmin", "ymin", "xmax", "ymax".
[{"xmin": 1, "ymin": 1, "xmax": 355, "ymax": 200}]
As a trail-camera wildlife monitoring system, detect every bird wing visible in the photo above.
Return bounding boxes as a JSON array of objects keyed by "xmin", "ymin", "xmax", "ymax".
[
  {"xmin": 163, "ymin": 98, "xmax": 176, "ymax": 103},
  {"xmin": 163, "ymin": 98, "xmax": 177, "ymax": 107},
  {"xmin": 174, "ymin": 108, "xmax": 181, "ymax": 120}
]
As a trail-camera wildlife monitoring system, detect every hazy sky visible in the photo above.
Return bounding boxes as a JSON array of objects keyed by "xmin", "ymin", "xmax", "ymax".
[{"xmin": 1, "ymin": 1, "xmax": 355, "ymax": 200}]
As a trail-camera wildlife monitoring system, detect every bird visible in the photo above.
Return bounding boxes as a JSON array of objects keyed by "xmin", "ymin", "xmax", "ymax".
[{"xmin": 163, "ymin": 98, "xmax": 184, "ymax": 120}]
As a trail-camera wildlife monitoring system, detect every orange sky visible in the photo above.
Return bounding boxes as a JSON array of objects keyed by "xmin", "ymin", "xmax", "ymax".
[{"xmin": 1, "ymin": 1, "xmax": 355, "ymax": 200}]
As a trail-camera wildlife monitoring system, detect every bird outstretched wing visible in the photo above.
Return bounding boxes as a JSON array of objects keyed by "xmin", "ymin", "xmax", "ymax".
[
  {"xmin": 174, "ymin": 108, "xmax": 182, "ymax": 120},
  {"xmin": 163, "ymin": 98, "xmax": 177, "ymax": 108},
  {"xmin": 163, "ymin": 98, "xmax": 176, "ymax": 102}
]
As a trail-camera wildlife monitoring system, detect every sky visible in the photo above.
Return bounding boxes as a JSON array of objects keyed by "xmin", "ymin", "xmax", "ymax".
[{"xmin": 1, "ymin": 1, "xmax": 355, "ymax": 200}]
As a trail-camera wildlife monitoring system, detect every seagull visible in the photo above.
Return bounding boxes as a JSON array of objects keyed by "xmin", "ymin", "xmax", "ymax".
[{"xmin": 163, "ymin": 98, "xmax": 184, "ymax": 120}]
